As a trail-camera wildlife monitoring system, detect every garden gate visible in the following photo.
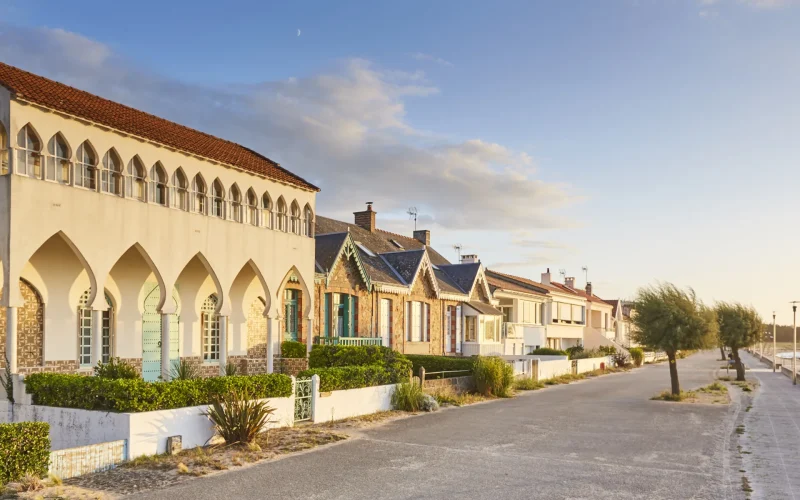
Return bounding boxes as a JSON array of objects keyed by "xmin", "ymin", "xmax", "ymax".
[{"xmin": 294, "ymin": 378, "xmax": 312, "ymax": 422}]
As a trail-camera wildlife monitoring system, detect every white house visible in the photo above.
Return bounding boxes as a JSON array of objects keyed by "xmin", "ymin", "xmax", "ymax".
[{"xmin": 0, "ymin": 62, "xmax": 318, "ymax": 381}]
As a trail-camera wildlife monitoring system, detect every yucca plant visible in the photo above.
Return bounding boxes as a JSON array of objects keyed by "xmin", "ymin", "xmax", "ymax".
[
  {"xmin": 204, "ymin": 390, "xmax": 275, "ymax": 445},
  {"xmin": 225, "ymin": 362, "xmax": 239, "ymax": 377},
  {"xmin": 2, "ymin": 354, "xmax": 13, "ymax": 403},
  {"xmin": 171, "ymin": 358, "xmax": 199, "ymax": 380}
]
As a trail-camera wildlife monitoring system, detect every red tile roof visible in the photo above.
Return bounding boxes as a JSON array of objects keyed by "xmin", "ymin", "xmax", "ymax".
[{"xmin": 0, "ymin": 62, "xmax": 318, "ymax": 191}]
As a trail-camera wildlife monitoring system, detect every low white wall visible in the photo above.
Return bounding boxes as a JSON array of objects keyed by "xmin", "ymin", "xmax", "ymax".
[
  {"xmin": 312, "ymin": 383, "xmax": 395, "ymax": 424},
  {"xmin": 576, "ymin": 357, "xmax": 612, "ymax": 374},
  {"xmin": 538, "ymin": 359, "xmax": 572, "ymax": 380}
]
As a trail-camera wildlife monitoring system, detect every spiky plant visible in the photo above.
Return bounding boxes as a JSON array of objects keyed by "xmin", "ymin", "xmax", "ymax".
[
  {"xmin": 391, "ymin": 378, "xmax": 425, "ymax": 412},
  {"xmin": 225, "ymin": 362, "xmax": 239, "ymax": 377},
  {"xmin": 204, "ymin": 390, "xmax": 275, "ymax": 445},
  {"xmin": 171, "ymin": 358, "xmax": 199, "ymax": 380},
  {"xmin": 2, "ymin": 354, "xmax": 13, "ymax": 403}
]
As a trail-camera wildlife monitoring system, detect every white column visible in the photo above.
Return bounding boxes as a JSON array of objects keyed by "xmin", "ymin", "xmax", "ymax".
[
  {"xmin": 307, "ymin": 318, "xmax": 314, "ymax": 355},
  {"xmin": 219, "ymin": 315, "xmax": 228, "ymax": 376},
  {"xmin": 91, "ymin": 309, "xmax": 103, "ymax": 367},
  {"xmin": 6, "ymin": 306, "xmax": 18, "ymax": 374},
  {"xmin": 266, "ymin": 316, "xmax": 275, "ymax": 374},
  {"xmin": 161, "ymin": 313, "xmax": 171, "ymax": 381}
]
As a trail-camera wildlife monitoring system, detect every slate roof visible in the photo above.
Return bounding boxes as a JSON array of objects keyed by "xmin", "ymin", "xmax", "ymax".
[
  {"xmin": 380, "ymin": 250, "xmax": 426, "ymax": 285},
  {"xmin": 485, "ymin": 270, "xmax": 557, "ymax": 294},
  {"xmin": 437, "ymin": 263, "xmax": 481, "ymax": 296},
  {"xmin": 0, "ymin": 61, "xmax": 318, "ymax": 191},
  {"xmin": 486, "ymin": 273, "xmax": 548, "ymax": 297},
  {"xmin": 314, "ymin": 233, "xmax": 349, "ymax": 273},
  {"xmin": 434, "ymin": 268, "xmax": 468, "ymax": 296},
  {"xmin": 466, "ymin": 301, "xmax": 503, "ymax": 316}
]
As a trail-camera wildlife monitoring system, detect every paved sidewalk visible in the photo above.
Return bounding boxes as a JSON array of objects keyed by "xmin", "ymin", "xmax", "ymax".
[{"xmin": 739, "ymin": 351, "xmax": 800, "ymax": 499}]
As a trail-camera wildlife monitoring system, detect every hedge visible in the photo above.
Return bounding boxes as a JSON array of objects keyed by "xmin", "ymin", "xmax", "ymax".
[
  {"xmin": 281, "ymin": 341, "xmax": 307, "ymax": 359},
  {"xmin": 309, "ymin": 345, "xmax": 412, "ymax": 375},
  {"xmin": 24, "ymin": 373, "xmax": 293, "ymax": 413},
  {"xmin": 0, "ymin": 422, "xmax": 50, "ymax": 485},
  {"xmin": 298, "ymin": 364, "xmax": 406, "ymax": 392},
  {"xmin": 531, "ymin": 347, "xmax": 567, "ymax": 356},
  {"xmin": 404, "ymin": 354, "xmax": 474, "ymax": 378}
]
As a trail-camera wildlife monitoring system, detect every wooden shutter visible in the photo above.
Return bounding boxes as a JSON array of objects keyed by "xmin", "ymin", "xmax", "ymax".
[
  {"xmin": 324, "ymin": 293, "xmax": 331, "ymax": 337},
  {"xmin": 352, "ymin": 295, "xmax": 359, "ymax": 335},
  {"xmin": 343, "ymin": 295, "xmax": 351, "ymax": 337},
  {"xmin": 425, "ymin": 303, "xmax": 430, "ymax": 342}
]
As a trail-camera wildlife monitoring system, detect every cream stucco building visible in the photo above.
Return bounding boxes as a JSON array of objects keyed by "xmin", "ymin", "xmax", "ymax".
[{"xmin": 0, "ymin": 62, "xmax": 318, "ymax": 380}]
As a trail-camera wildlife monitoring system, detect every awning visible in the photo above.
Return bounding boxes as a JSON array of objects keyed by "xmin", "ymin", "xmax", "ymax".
[{"xmin": 465, "ymin": 301, "xmax": 503, "ymax": 316}]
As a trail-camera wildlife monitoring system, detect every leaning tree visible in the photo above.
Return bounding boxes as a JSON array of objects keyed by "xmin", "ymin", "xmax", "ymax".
[
  {"xmin": 716, "ymin": 302, "xmax": 762, "ymax": 382},
  {"xmin": 631, "ymin": 283, "xmax": 717, "ymax": 395}
]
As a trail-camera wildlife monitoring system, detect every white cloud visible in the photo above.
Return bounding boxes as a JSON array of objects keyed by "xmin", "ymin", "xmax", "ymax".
[
  {"xmin": 0, "ymin": 25, "xmax": 575, "ymax": 232},
  {"xmin": 697, "ymin": 0, "xmax": 795, "ymax": 10},
  {"xmin": 410, "ymin": 52, "xmax": 454, "ymax": 68}
]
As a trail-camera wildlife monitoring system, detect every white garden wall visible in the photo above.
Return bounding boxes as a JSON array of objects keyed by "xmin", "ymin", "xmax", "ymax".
[
  {"xmin": 312, "ymin": 381, "xmax": 395, "ymax": 424},
  {"xmin": 576, "ymin": 357, "xmax": 612, "ymax": 374},
  {"xmin": 537, "ymin": 359, "xmax": 572, "ymax": 380}
]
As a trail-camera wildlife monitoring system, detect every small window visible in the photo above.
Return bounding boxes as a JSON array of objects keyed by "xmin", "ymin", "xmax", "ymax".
[
  {"xmin": 101, "ymin": 149, "xmax": 123, "ymax": 195},
  {"xmin": 150, "ymin": 163, "xmax": 168, "ymax": 206},
  {"xmin": 16, "ymin": 124, "xmax": 42, "ymax": 178},
  {"xmin": 211, "ymin": 179, "xmax": 225, "ymax": 218},
  {"xmin": 192, "ymin": 174, "xmax": 207, "ymax": 214},
  {"xmin": 355, "ymin": 242, "xmax": 375, "ymax": 257},
  {"xmin": 246, "ymin": 189, "xmax": 259, "ymax": 226},
  {"xmin": 126, "ymin": 157, "xmax": 147, "ymax": 202},
  {"xmin": 276, "ymin": 197, "xmax": 287, "ymax": 232},
  {"xmin": 75, "ymin": 141, "xmax": 97, "ymax": 189},
  {"xmin": 303, "ymin": 204, "xmax": 314, "ymax": 237},
  {"xmin": 46, "ymin": 133, "xmax": 71, "ymax": 184},
  {"xmin": 0, "ymin": 122, "xmax": 8, "ymax": 174},
  {"xmin": 230, "ymin": 184, "xmax": 243, "ymax": 223},
  {"xmin": 262, "ymin": 193, "xmax": 273, "ymax": 229},
  {"xmin": 173, "ymin": 169, "xmax": 189, "ymax": 211},
  {"xmin": 391, "ymin": 239, "xmax": 404, "ymax": 249},
  {"xmin": 202, "ymin": 294, "xmax": 220, "ymax": 361}
]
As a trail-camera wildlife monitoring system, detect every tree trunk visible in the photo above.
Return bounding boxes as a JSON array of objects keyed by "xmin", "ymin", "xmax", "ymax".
[
  {"xmin": 719, "ymin": 345, "xmax": 726, "ymax": 361},
  {"xmin": 667, "ymin": 350, "xmax": 680, "ymax": 395},
  {"xmin": 732, "ymin": 347, "xmax": 745, "ymax": 382}
]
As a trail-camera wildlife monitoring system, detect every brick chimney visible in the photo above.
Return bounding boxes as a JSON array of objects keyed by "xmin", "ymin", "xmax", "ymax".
[
  {"xmin": 541, "ymin": 268, "xmax": 551, "ymax": 285},
  {"xmin": 354, "ymin": 202, "xmax": 376, "ymax": 232},
  {"xmin": 460, "ymin": 254, "xmax": 480, "ymax": 264},
  {"xmin": 585, "ymin": 282, "xmax": 593, "ymax": 297},
  {"xmin": 413, "ymin": 229, "xmax": 430, "ymax": 246},
  {"xmin": 564, "ymin": 277, "xmax": 575, "ymax": 289}
]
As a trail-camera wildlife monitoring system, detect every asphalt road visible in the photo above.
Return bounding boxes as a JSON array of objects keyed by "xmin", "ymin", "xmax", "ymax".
[{"xmin": 132, "ymin": 351, "xmax": 738, "ymax": 500}]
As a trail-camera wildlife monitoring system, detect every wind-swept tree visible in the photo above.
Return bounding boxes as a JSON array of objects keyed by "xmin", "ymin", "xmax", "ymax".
[
  {"xmin": 716, "ymin": 302, "xmax": 762, "ymax": 382},
  {"xmin": 631, "ymin": 283, "xmax": 717, "ymax": 395}
]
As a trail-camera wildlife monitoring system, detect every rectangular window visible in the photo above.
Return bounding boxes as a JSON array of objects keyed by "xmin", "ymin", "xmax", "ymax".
[
  {"xmin": 465, "ymin": 316, "xmax": 477, "ymax": 342},
  {"xmin": 380, "ymin": 298, "xmax": 392, "ymax": 347},
  {"xmin": 203, "ymin": 313, "xmax": 220, "ymax": 361},
  {"xmin": 79, "ymin": 308, "xmax": 92, "ymax": 367},
  {"xmin": 102, "ymin": 309, "xmax": 113, "ymax": 364},
  {"xmin": 560, "ymin": 303, "xmax": 572, "ymax": 323}
]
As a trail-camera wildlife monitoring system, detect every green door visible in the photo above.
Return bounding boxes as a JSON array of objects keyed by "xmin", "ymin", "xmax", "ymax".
[
  {"xmin": 284, "ymin": 289, "xmax": 299, "ymax": 341},
  {"xmin": 142, "ymin": 283, "xmax": 180, "ymax": 382}
]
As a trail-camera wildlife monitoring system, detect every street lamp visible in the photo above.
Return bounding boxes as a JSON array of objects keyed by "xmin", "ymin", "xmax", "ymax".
[{"xmin": 773, "ymin": 311, "xmax": 777, "ymax": 373}]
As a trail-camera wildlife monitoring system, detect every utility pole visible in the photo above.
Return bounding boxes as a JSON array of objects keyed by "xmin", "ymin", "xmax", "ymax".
[
  {"xmin": 792, "ymin": 302, "xmax": 799, "ymax": 385},
  {"xmin": 773, "ymin": 311, "xmax": 777, "ymax": 373}
]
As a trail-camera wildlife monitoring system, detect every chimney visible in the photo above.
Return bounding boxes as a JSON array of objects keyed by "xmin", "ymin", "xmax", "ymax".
[
  {"xmin": 460, "ymin": 254, "xmax": 479, "ymax": 264},
  {"xmin": 413, "ymin": 229, "xmax": 430, "ymax": 246},
  {"xmin": 585, "ymin": 282, "xmax": 592, "ymax": 297},
  {"xmin": 565, "ymin": 277, "xmax": 575, "ymax": 289},
  {"xmin": 541, "ymin": 268, "xmax": 551, "ymax": 285},
  {"xmin": 354, "ymin": 202, "xmax": 376, "ymax": 232}
]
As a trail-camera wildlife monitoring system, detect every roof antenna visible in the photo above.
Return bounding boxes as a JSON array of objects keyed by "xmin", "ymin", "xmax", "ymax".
[
  {"xmin": 559, "ymin": 269, "xmax": 567, "ymax": 282},
  {"xmin": 453, "ymin": 244, "xmax": 462, "ymax": 263},
  {"xmin": 581, "ymin": 265, "xmax": 589, "ymax": 284},
  {"xmin": 407, "ymin": 207, "xmax": 418, "ymax": 231}
]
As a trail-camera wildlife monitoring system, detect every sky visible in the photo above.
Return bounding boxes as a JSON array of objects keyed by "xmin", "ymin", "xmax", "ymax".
[{"xmin": 0, "ymin": 0, "xmax": 798, "ymax": 321}]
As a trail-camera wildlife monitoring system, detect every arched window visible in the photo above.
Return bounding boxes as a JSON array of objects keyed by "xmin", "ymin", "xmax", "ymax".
[
  {"xmin": 230, "ymin": 184, "xmax": 243, "ymax": 223},
  {"xmin": 172, "ymin": 169, "xmax": 189, "ymax": 211},
  {"xmin": 246, "ymin": 188, "xmax": 258, "ymax": 226},
  {"xmin": 75, "ymin": 142, "xmax": 97, "ymax": 190},
  {"xmin": 126, "ymin": 156, "xmax": 147, "ymax": 201},
  {"xmin": 304, "ymin": 204, "xmax": 314, "ymax": 237},
  {"xmin": 150, "ymin": 162, "xmax": 168, "ymax": 206},
  {"xmin": 276, "ymin": 197, "xmax": 287, "ymax": 232},
  {"xmin": 16, "ymin": 124, "xmax": 41, "ymax": 178},
  {"xmin": 202, "ymin": 294, "xmax": 220, "ymax": 362},
  {"xmin": 262, "ymin": 192, "xmax": 273, "ymax": 229},
  {"xmin": 46, "ymin": 133, "xmax": 71, "ymax": 184},
  {"xmin": 78, "ymin": 290, "xmax": 115, "ymax": 367},
  {"xmin": 0, "ymin": 122, "xmax": 8, "ymax": 174},
  {"xmin": 101, "ymin": 149, "xmax": 123, "ymax": 195},
  {"xmin": 192, "ymin": 174, "xmax": 207, "ymax": 214},
  {"xmin": 290, "ymin": 201, "xmax": 301, "ymax": 235},
  {"xmin": 211, "ymin": 179, "xmax": 225, "ymax": 218}
]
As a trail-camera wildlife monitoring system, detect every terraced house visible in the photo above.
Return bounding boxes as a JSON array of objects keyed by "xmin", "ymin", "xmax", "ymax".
[
  {"xmin": 0, "ymin": 62, "xmax": 318, "ymax": 380},
  {"xmin": 313, "ymin": 204, "xmax": 502, "ymax": 356}
]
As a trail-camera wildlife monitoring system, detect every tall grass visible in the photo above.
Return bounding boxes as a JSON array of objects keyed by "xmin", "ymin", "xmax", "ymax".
[
  {"xmin": 392, "ymin": 378, "xmax": 426, "ymax": 411},
  {"xmin": 473, "ymin": 356, "xmax": 514, "ymax": 398}
]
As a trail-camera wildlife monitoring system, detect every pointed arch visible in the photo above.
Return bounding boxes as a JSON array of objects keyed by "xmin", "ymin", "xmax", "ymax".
[
  {"xmin": 177, "ymin": 252, "xmax": 224, "ymax": 314},
  {"xmin": 16, "ymin": 123, "xmax": 42, "ymax": 178},
  {"xmin": 46, "ymin": 132, "xmax": 71, "ymax": 184},
  {"xmin": 211, "ymin": 178, "xmax": 225, "ymax": 218},
  {"xmin": 75, "ymin": 140, "xmax": 98, "ymax": 190},
  {"xmin": 245, "ymin": 188, "xmax": 258, "ymax": 226},
  {"xmin": 261, "ymin": 191, "xmax": 273, "ymax": 229},
  {"xmin": 276, "ymin": 265, "xmax": 311, "ymax": 318},
  {"xmin": 275, "ymin": 196, "xmax": 287, "ymax": 232},
  {"xmin": 191, "ymin": 172, "xmax": 207, "ymax": 214},
  {"xmin": 101, "ymin": 148, "xmax": 123, "ymax": 195},
  {"xmin": 150, "ymin": 162, "xmax": 168, "ymax": 206},
  {"xmin": 172, "ymin": 167, "xmax": 189, "ymax": 211},
  {"xmin": 229, "ymin": 183, "xmax": 243, "ymax": 223},
  {"xmin": 303, "ymin": 203, "xmax": 314, "ymax": 237},
  {"xmin": 126, "ymin": 155, "xmax": 147, "ymax": 201},
  {"xmin": 290, "ymin": 200, "xmax": 301, "ymax": 235}
]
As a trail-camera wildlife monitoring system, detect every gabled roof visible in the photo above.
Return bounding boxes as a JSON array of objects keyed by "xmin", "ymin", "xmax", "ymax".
[
  {"xmin": 0, "ymin": 61, "xmax": 318, "ymax": 192},
  {"xmin": 465, "ymin": 301, "xmax": 503, "ymax": 316},
  {"xmin": 485, "ymin": 270, "xmax": 555, "ymax": 295},
  {"xmin": 437, "ymin": 263, "xmax": 481, "ymax": 295},
  {"xmin": 314, "ymin": 232, "xmax": 371, "ymax": 290},
  {"xmin": 434, "ymin": 268, "xmax": 468, "ymax": 296},
  {"xmin": 381, "ymin": 250, "xmax": 426, "ymax": 285},
  {"xmin": 486, "ymin": 273, "xmax": 548, "ymax": 297}
]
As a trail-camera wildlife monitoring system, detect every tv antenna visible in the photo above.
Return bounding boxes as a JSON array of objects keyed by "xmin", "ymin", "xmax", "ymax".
[
  {"xmin": 581, "ymin": 265, "xmax": 589, "ymax": 283},
  {"xmin": 407, "ymin": 207, "xmax": 418, "ymax": 231},
  {"xmin": 453, "ymin": 244, "xmax": 463, "ymax": 262},
  {"xmin": 559, "ymin": 268, "xmax": 567, "ymax": 281}
]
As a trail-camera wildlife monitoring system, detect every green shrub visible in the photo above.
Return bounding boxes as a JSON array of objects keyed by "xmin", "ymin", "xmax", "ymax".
[
  {"xmin": 514, "ymin": 378, "xmax": 545, "ymax": 391},
  {"xmin": 392, "ymin": 379, "xmax": 426, "ymax": 411},
  {"xmin": 224, "ymin": 362, "xmax": 239, "ymax": 377},
  {"xmin": 24, "ymin": 373, "xmax": 292, "ymax": 413},
  {"xmin": 308, "ymin": 345, "xmax": 412, "ymax": 377},
  {"xmin": 404, "ymin": 354, "xmax": 473, "ymax": 378},
  {"xmin": 531, "ymin": 347, "xmax": 567, "ymax": 356},
  {"xmin": 281, "ymin": 341, "xmax": 307, "ymax": 359},
  {"xmin": 473, "ymin": 356, "xmax": 514, "ymax": 398},
  {"xmin": 0, "ymin": 422, "xmax": 50, "ymax": 484},
  {"xmin": 629, "ymin": 348, "xmax": 644, "ymax": 367},
  {"xmin": 598, "ymin": 345, "xmax": 617, "ymax": 356},
  {"xmin": 171, "ymin": 359, "xmax": 199, "ymax": 380},
  {"xmin": 564, "ymin": 346, "xmax": 584, "ymax": 358},
  {"xmin": 94, "ymin": 357, "xmax": 140, "ymax": 380},
  {"xmin": 204, "ymin": 389, "xmax": 275, "ymax": 444},
  {"xmin": 298, "ymin": 365, "xmax": 404, "ymax": 392},
  {"xmin": 568, "ymin": 348, "xmax": 607, "ymax": 360}
]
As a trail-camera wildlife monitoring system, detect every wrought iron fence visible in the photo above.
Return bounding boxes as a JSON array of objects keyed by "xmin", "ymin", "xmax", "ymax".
[{"xmin": 294, "ymin": 378, "xmax": 312, "ymax": 422}]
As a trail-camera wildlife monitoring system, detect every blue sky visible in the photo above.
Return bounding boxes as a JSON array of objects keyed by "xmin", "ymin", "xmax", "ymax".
[{"xmin": 2, "ymin": 0, "xmax": 798, "ymax": 320}]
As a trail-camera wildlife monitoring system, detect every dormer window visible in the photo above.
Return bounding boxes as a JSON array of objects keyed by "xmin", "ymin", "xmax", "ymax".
[{"xmin": 391, "ymin": 239, "xmax": 404, "ymax": 249}]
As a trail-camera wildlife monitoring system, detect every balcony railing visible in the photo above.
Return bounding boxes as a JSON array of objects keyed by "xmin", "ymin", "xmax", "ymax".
[
  {"xmin": 315, "ymin": 336, "xmax": 383, "ymax": 347},
  {"xmin": 502, "ymin": 322, "xmax": 523, "ymax": 339}
]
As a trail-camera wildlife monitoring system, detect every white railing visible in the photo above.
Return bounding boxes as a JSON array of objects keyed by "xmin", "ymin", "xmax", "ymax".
[
  {"xmin": 502, "ymin": 322, "xmax": 524, "ymax": 339},
  {"xmin": 315, "ymin": 336, "xmax": 383, "ymax": 347}
]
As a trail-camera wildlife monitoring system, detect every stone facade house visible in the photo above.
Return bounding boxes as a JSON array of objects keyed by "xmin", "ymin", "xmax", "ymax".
[{"xmin": 313, "ymin": 205, "xmax": 500, "ymax": 356}]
